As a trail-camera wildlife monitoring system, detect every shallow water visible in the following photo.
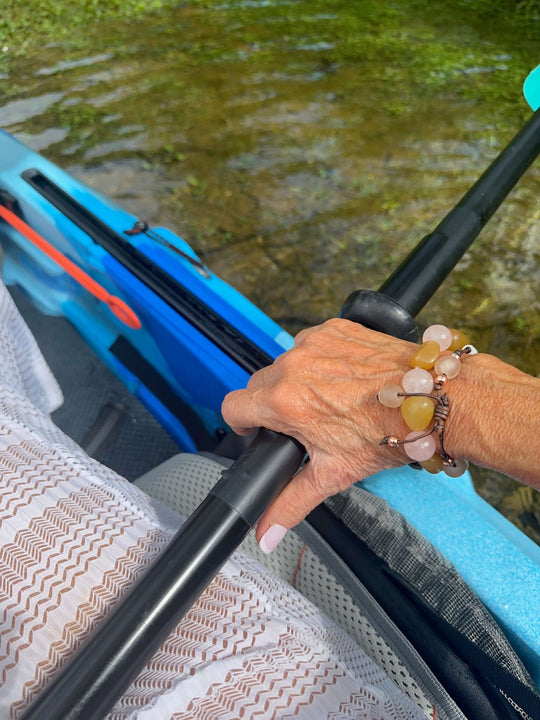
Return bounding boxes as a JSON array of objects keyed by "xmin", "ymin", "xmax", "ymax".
[{"xmin": 1, "ymin": 0, "xmax": 539, "ymax": 539}]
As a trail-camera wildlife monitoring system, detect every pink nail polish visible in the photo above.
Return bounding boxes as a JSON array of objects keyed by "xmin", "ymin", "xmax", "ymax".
[{"xmin": 259, "ymin": 524, "xmax": 287, "ymax": 554}]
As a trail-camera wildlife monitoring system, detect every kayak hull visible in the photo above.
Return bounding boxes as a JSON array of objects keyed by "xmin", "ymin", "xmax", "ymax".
[{"xmin": 0, "ymin": 129, "xmax": 293, "ymax": 450}]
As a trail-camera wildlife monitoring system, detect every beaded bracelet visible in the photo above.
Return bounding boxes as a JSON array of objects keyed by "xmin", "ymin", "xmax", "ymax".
[{"xmin": 378, "ymin": 324, "xmax": 477, "ymax": 477}]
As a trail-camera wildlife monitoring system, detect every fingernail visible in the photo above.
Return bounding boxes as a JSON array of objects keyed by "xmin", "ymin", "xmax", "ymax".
[{"xmin": 259, "ymin": 524, "xmax": 287, "ymax": 554}]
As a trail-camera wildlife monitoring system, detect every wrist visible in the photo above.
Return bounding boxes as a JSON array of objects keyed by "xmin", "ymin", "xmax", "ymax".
[
  {"xmin": 443, "ymin": 353, "xmax": 492, "ymax": 462},
  {"xmin": 444, "ymin": 353, "xmax": 540, "ymax": 487}
]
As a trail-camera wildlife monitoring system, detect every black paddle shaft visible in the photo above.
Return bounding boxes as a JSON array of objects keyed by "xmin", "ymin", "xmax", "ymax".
[{"xmin": 21, "ymin": 108, "xmax": 540, "ymax": 720}]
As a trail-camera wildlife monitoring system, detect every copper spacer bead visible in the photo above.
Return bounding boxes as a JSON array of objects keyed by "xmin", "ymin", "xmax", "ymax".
[
  {"xmin": 442, "ymin": 456, "xmax": 455, "ymax": 466},
  {"xmin": 434, "ymin": 374, "xmax": 448, "ymax": 387},
  {"xmin": 387, "ymin": 436, "xmax": 400, "ymax": 448}
]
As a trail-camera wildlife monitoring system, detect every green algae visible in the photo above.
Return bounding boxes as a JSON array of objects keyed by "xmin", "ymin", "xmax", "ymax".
[{"xmin": 0, "ymin": 0, "xmax": 170, "ymax": 53}]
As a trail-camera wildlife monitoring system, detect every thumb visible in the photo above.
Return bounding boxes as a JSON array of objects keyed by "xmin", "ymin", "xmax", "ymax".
[{"xmin": 255, "ymin": 460, "xmax": 344, "ymax": 553}]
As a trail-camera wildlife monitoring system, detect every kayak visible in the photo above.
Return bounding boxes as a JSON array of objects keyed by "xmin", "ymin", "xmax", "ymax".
[
  {"xmin": 0, "ymin": 126, "xmax": 539, "ymax": 717},
  {"xmin": 0, "ymin": 129, "xmax": 297, "ymax": 454}
]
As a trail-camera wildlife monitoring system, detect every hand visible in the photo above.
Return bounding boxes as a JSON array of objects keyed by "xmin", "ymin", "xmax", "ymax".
[{"xmin": 222, "ymin": 319, "xmax": 415, "ymax": 546}]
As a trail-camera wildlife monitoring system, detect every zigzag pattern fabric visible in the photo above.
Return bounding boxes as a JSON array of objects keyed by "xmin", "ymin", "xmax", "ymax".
[{"xmin": 0, "ymin": 280, "xmax": 425, "ymax": 720}]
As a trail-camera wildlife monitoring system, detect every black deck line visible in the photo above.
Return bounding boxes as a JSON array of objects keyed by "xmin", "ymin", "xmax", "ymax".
[{"xmin": 22, "ymin": 168, "xmax": 274, "ymax": 375}]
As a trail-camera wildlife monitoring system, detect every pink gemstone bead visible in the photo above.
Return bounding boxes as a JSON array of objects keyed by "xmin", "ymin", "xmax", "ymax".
[
  {"xmin": 422, "ymin": 324, "xmax": 452, "ymax": 351},
  {"xmin": 402, "ymin": 368, "xmax": 434, "ymax": 394},
  {"xmin": 378, "ymin": 383, "xmax": 404, "ymax": 407},
  {"xmin": 443, "ymin": 458, "xmax": 469, "ymax": 477},
  {"xmin": 434, "ymin": 354, "xmax": 461, "ymax": 379},
  {"xmin": 403, "ymin": 432, "xmax": 436, "ymax": 462}
]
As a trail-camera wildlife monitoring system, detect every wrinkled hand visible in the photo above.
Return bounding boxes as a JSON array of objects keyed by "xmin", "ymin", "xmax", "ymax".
[{"xmin": 222, "ymin": 318, "xmax": 415, "ymax": 545}]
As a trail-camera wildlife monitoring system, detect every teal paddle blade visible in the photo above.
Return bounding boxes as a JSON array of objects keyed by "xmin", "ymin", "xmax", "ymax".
[{"xmin": 524, "ymin": 64, "xmax": 540, "ymax": 110}]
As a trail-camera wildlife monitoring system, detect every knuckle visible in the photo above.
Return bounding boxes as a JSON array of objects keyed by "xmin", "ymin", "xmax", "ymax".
[
  {"xmin": 220, "ymin": 390, "xmax": 235, "ymax": 414},
  {"xmin": 323, "ymin": 317, "xmax": 351, "ymax": 335},
  {"xmin": 269, "ymin": 381, "xmax": 301, "ymax": 417},
  {"xmin": 312, "ymin": 473, "xmax": 341, "ymax": 500},
  {"xmin": 309, "ymin": 457, "xmax": 358, "ymax": 500},
  {"xmin": 276, "ymin": 344, "xmax": 311, "ymax": 378},
  {"xmin": 276, "ymin": 348, "xmax": 296, "ymax": 372}
]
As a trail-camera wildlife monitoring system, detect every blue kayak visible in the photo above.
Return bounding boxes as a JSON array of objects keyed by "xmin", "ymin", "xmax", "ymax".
[
  {"xmin": 0, "ymin": 128, "xmax": 294, "ymax": 453},
  {"xmin": 0, "ymin": 126, "xmax": 539, "ymax": 698}
]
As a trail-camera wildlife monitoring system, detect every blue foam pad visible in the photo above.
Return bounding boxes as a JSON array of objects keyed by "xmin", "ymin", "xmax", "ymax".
[{"xmin": 362, "ymin": 466, "xmax": 540, "ymax": 686}]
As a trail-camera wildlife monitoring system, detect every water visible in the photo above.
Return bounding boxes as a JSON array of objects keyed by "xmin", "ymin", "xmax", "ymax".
[{"xmin": 1, "ymin": 0, "xmax": 539, "ymax": 539}]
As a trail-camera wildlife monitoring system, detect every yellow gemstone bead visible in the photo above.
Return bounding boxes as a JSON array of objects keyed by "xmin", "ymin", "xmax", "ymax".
[
  {"xmin": 400, "ymin": 396, "xmax": 435, "ymax": 431},
  {"xmin": 420, "ymin": 454, "xmax": 444, "ymax": 474},
  {"xmin": 409, "ymin": 341, "xmax": 440, "ymax": 370},
  {"xmin": 448, "ymin": 328, "xmax": 470, "ymax": 352}
]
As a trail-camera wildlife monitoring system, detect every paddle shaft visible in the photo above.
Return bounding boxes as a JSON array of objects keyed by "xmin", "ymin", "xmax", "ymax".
[
  {"xmin": 21, "ymin": 108, "xmax": 540, "ymax": 720},
  {"xmin": 378, "ymin": 107, "xmax": 540, "ymax": 316}
]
